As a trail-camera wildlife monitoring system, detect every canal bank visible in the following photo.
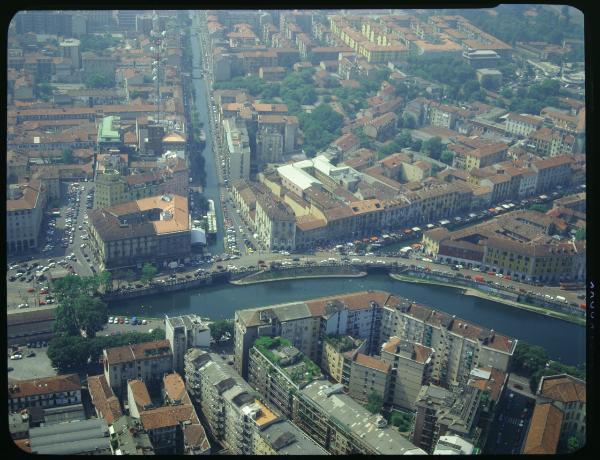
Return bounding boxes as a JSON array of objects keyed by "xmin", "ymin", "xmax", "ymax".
[
  {"xmin": 108, "ymin": 273, "xmax": 585, "ymax": 366},
  {"xmin": 230, "ymin": 266, "xmax": 367, "ymax": 285},
  {"xmin": 190, "ymin": 12, "xmax": 224, "ymax": 255},
  {"xmin": 389, "ymin": 273, "xmax": 585, "ymax": 326}
]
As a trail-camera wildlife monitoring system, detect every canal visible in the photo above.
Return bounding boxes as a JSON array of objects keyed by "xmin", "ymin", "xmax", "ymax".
[
  {"xmin": 190, "ymin": 12, "xmax": 224, "ymax": 255},
  {"xmin": 109, "ymin": 273, "xmax": 586, "ymax": 366}
]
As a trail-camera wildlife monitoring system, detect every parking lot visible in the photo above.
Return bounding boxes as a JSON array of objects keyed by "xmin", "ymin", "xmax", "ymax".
[
  {"xmin": 7, "ymin": 344, "xmax": 57, "ymax": 380},
  {"xmin": 6, "ymin": 181, "xmax": 97, "ymax": 310}
]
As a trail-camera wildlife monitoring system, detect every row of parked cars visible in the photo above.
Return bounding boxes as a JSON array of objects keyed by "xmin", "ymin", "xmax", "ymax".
[{"xmin": 108, "ymin": 316, "xmax": 148, "ymax": 325}]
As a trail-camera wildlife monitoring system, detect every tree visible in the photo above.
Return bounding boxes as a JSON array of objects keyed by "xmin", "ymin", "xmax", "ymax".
[
  {"xmin": 575, "ymin": 227, "xmax": 586, "ymax": 241},
  {"xmin": 47, "ymin": 336, "xmax": 90, "ymax": 371},
  {"xmin": 208, "ymin": 319, "xmax": 234, "ymax": 342},
  {"xmin": 440, "ymin": 149, "xmax": 455, "ymax": 165},
  {"xmin": 36, "ymin": 82, "xmax": 53, "ymax": 99},
  {"xmin": 73, "ymin": 295, "xmax": 108, "ymax": 338},
  {"xmin": 98, "ymin": 270, "xmax": 113, "ymax": 292},
  {"xmin": 566, "ymin": 436, "xmax": 582, "ymax": 453},
  {"xmin": 512, "ymin": 341, "xmax": 549, "ymax": 377},
  {"xmin": 422, "ymin": 136, "xmax": 443, "ymax": 160},
  {"xmin": 411, "ymin": 139, "xmax": 422, "ymax": 151},
  {"xmin": 61, "ymin": 148, "xmax": 75, "ymax": 164},
  {"xmin": 141, "ymin": 263, "xmax": 158, "ymax": 284},
  {"xmin": 402, "ymin": 113, "xmax": 417, "ymax": 129},
  {"xmin": 85, "ymin": 73, "xmax": 115, "ymax": 89},
  {"xmin": 396, "ymin": 130, "xmax": 413, "ymax": 148},
  {"xmin": 366, "ymin": 391, "xmax": 383, "ymax": 414},
  {"xmin": 53, "ymin": 303, "xmax": 80, "ymax": 337}
]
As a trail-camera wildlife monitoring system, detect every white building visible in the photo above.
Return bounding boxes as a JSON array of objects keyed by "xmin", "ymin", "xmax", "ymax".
[
  {"xmin": 223, "ymin": 118, "xmax": 251, "ymax": 181},
  {"xmin": 165, "ymin": 314, "xmax": 212, "ymax": 374},
  {"xmin": 433, "ymin": 435, "xmax": 475, "ymax": 455}
]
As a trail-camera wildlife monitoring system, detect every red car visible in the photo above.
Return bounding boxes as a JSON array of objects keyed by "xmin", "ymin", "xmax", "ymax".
[{"xmin": 39, "ymin": 300, "xmax": 46, "ymax": 305}]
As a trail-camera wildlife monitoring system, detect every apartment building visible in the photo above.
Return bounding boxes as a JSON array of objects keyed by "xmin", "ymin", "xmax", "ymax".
[
  {"xmin": 522, "ymin": 402, "xmax": 564, "ymax": 454},
  {"xmin": 94, "ymin": 156, "xmax": 189, "ymax": 209},
  {"xmin": 256, "ymin": 114, "xmax": 299, "ymax": 164},
  {"xmin": 345, "ymin": 352, "xmax": 391, "ymax": 405},
  {"xmin": 102, "ymin": 339, "xmax": 173, "ymax": 395},
  {"xmin": 248, "ymin": 337, "xmax": 322, "ymax": 418},
  {"xmin": 88, "ymin": 194, "xmax": 191, "ymax": 271},
  {"xmin": 296, "ymin": 380, "xmax": 426, "ymax": 454},
  {"xmin": 165, "ymin": 314, "xmax": 211, "ymax": 374},
  {"xmin": 87, "ymin": 374, "xmax": 123, "ymax": 425},
  {"xmin": 531, "ymin": 155, "xmax": 573, "ymax": 193},
  {"xmin": 453, "ymin": 142, "xmax": 508, "ymax": 171},
  {"xmin": 184, "ymin": 350, "xmax": 327, "ymax": 455},
  {"xmin": 379, "ymin": 298, "xmax": 517, "ymax": 387},
  {"xmin": 363, "ymin": 112, "xmax": 398, "ymax": 141},
  {"xmin": 109, "ymin": 416, "xmax": 155, "ymax": 455},
  {"xmin": 320, "ymin": 335, "xmax": 364, "ymax": 384},
  {"xmin": 380, "ymin": 337, "xmax": 435, "ymax": 410},
  {"xmin": 223, "ymin": 117, "xmax": 251, "ymax": 181},
  {"xmin": 255, "ymin": 192, "xmax": 296, "ymax": 251},
  {"xmin": 130, "ymin": 374, "xmax": 210, "ymax": 455},
  {"xmin": 234, "ymin": 291, "xmax": 390, "ymax": 380},
  {"xmin": 8, "ymin": 374, "xmax": 81, "ymax": 413},
  {"xmin": 422, "ymin": 210, "xmax": 585, "ymax": 283},
  {"xmin": 413, "ymin": 181, "xmax": 473, "ymax": 224},
  {"xmin": 537, "ymin": 374, "xmax": 586, "ymax": 444},
  {"xmin": 7, "ymin": 181, "xmax": 47, "ymax": 255},
  {"xmin": 411, "ymin": 383, "xmax": 482, "ymax": 453},
  {"xmin": 527, "ymin": 127, "xmax": 575, "ymax": 157},
  {"xmin": 505, "ymin": 112, "xmax": 544, "ymax": 137}
]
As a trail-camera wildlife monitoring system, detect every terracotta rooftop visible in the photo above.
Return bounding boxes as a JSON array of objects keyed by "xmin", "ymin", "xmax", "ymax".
[
  {"xmin": 354, "ymin": 353, "xmax": 390, "ymax": 373},
  {"xmin": 540, "ymin": 374, "xmax": 586, "ymax": 403},
  {"xmin": 8, "ymin": 374, "xmax": 81, "ymax": 400},
  {"xmin": 140, "ymin": 405, "xmax": 196, "ymax": 431},
  {"xmin": 87, "ymin": 374, "xmax": 122, "ymax": 424},
  {"xmin": 7, "ymin": 181, "xmax": 43, "ymax": 212},
  {"xmin": 522, "ymin": 403, "xmax": 563, "ymax": 454},
  {"xmin": 104, "ymin": 340, "xmax": 172, "ymax": 365},
  {"xmin": 163, "ymin": 373, "xmax": 188, "ymax": 404},
  {"xmin": 128, "ymin": 380, "xmax": 153, "ymax": 411}
]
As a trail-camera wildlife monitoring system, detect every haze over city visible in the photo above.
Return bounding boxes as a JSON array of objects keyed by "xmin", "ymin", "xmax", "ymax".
[{"xmin": 7, "ymin": 6, "xmax": 587, "ymax": 456}]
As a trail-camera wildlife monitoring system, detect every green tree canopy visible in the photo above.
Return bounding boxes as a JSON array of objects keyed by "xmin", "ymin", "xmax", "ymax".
[
  {"xmin": 299, "ymin": 104, "xmax": 344, "ymax": 157},
  {"xmin": 85, "ymin": 73, "xmax": 115, "ymax": 89},
  {"xmin": 208, "ymin": 319, "xmax": 234, "ymax": 342},
  {"xmin": 440, "ymin": 149, "xmax": 455, "ymax": 165},
  {"xmin": 98, "ymin": 270, "xmax": 112, "ymax": 291},
  {"xmin": 47, "ymin": 336, "xmax": 91, "ymax": 371},
  {"xmin": 141, "ymin": 263, "xmax": 158, "ymax": 284},
  {"xmin": 366, "ymin": 391, "xmax": 383, "ymax": 414},
  {"xmin": 422, "ymin": 136, "xmax": 443, "ymax": 160},
  {"xmin": 61, "ymin": 148, "xmax": 75, "ymax": 164},
  {"xmin": 73, "ymin": 295, "xmax": 108, "ymax": 338},
  {"xmin": 575, "ymin": 227, "xmax": 586, "ymax": 241}
]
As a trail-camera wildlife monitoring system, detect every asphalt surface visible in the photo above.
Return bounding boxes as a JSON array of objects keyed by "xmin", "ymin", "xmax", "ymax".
[{"xmin": 7, "ymin": 345, "xmax": 57, "ymax": 380}]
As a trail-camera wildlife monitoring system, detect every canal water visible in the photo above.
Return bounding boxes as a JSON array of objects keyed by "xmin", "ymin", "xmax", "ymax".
[
  {"xmin": 109, "ymin": 274, "xmax": 586, "ymax": 365},
  {"xmin": 190, "ymin": 13, "xmax": 224, "ymax": 255}
]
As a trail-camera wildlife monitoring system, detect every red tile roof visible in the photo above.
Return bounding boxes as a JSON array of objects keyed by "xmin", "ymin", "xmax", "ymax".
[
  {"xmin": 87, "ymin": 374, "xmax": 122, "ymax": 424},
  {"xmin": 522, "ymin": 403, "xmax": 563, "ymax": 454}
]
